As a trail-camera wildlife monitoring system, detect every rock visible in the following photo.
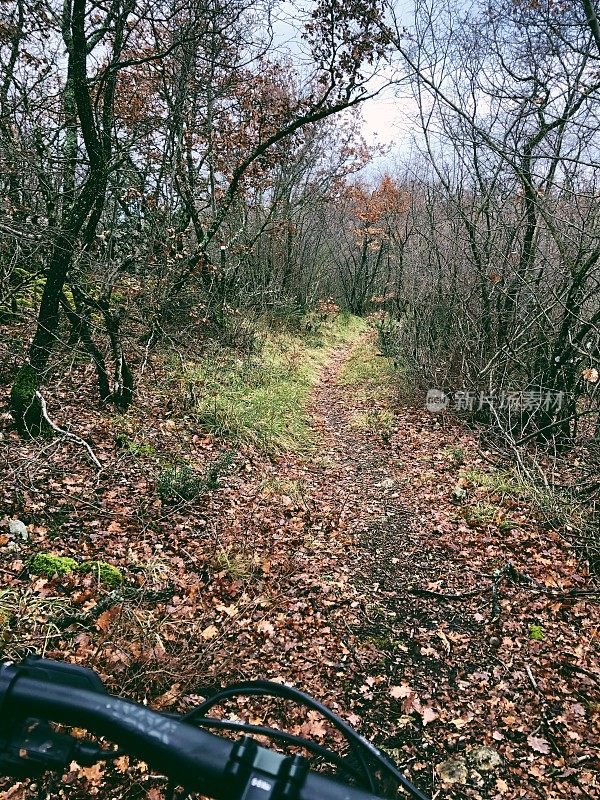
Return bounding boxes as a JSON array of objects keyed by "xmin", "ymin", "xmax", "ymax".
[
  {"xmin": 379, "ymin": 478, "xmax": 395, "ymax": 489},
  {"xmin": 467, "ymin": 745, "xmax": 502, "ymax": 772},
  {"xmin": 452, "ymin": 486, "xmax": 468, "ymax": 502},
  {"xmin": 436, "ymin": 758, "xmax": 468, "ymax": 785},
  {"xmin": 9, "ymin": 519, "xmax": 29, "ymax": 541}
]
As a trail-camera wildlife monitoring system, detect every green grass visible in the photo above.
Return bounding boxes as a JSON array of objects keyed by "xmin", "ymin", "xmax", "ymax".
[
  {"xmin": 336, "ymin": 337, "xmax": 398, "ymax": 402},
  {"xmin": 463, "ymin": 467, "xmax": 586, "ymax": 530},
  {"xmin": 350, "ymin": 408, "xmax": 395, "ymax": 435},
  {"xmin": 444, "ymin": 445, "xmax": 465, "ymax": 465},
  {"xmin": 259, "ymin": 477, "xmax": 305, "ymax": 502},
  {"xmin": 463, "ymin": 501, "xmax": 514, "ymax": 531},
  {"xmin": 462, "ymin": 467, "xmax": 529, "ymax": 498},
  {"xmin": 184, "ymin": 314, "xmax": 367, "ymax": 454},
  {"xmin": 211, "ymin": 547, "xmax": 258, "ymax": 581}
]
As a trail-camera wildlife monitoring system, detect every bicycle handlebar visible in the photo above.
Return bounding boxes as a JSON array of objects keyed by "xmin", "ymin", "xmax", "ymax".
[{"xmin": 0, "ymin": 658, "xmax": 392, "ymax": 800}]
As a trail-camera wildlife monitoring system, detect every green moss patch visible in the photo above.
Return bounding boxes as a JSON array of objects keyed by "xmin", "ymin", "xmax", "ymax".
[
  {"xmin": 78, "ymin": 561, "xmax": 123, "ymax": 588},
  {"xmin": 29, "ymin": 553, "xmax": 123, "ymax": 586},
  {"xmin": 29, "ymin": 553, "xmax": 78, "ymax": 578},
  {"xmin": 10, "ymin": 364, "xmax": 51, "ymax": 438}
]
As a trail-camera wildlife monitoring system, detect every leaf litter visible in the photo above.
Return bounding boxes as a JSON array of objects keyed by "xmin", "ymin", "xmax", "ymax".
[{"xmin": 0, "ymin": 334, "xmax": 598, "ymax": 798}]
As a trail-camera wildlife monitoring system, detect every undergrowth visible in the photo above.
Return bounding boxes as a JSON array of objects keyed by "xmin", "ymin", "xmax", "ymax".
[
  {"xmin": 463, "ymin": 467, "xmax": 588, "ymax": 532},
  {"xmin": 157, "ymin": 452, "xmax": 233, "ymax": 504},
  {"xmin": 180, "ymin": 313, "xmax": 367, "ymax": 454},
  {"xmin": 337, "ymin": 335, "xmax": 398, "ymax": 403}
]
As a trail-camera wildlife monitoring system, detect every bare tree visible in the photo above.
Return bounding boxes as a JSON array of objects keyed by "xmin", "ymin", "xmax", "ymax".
[
  {"xmin": 7, "ymin": 0, "xmax": 391, "ymax": 435},
  {"xmin": 383, "ymin": 0, "xmax": 600, "ymax": 447}
]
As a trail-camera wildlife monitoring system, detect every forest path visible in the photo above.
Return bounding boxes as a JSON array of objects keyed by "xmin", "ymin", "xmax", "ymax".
[
  {"xmin": 287, "ymin": 332, "xmax": 598, "ymax": 797},
  {"xmin": 0, "ymin": 328, "xmax": 596, "ymax": 800},
  {"xmin": 305, "ymin": 332, "xmax": 464, "ymax": 617}
]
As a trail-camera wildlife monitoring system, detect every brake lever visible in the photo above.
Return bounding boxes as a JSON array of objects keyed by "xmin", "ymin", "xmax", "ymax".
[
  {"xmin": 0, "ymin": 718, "xmax": 102, "ymax": 779},
  {"xmin": 0, "ymin": 657, "xmax": 110, "ymax": 779}
]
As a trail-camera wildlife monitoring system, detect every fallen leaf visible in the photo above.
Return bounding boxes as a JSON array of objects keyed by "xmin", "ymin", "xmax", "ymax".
[
  {"xmin": 527, "ymin": 734, "xmax": 551, "ymax": 755},
  {"xmin": 390, "ymin": 684, "xmax": 412, "ymax": 699},
  {"xmin": 96, "ymin": 606, "xmax": 120, "ymax": 633},
  {"xmin": 421, "ymin": 707, "xmax": 438, "ymax": 725},
  {"xmin": 257, "ymin": 619, "xmax": 275, "ymax": 635},
  {"xmin": 79, "ymin": 763, "xmax": 105, "ymax": 782},
  {"xmin": 201, "ymin": 624, "xmax": 219, "ymax": 640}
]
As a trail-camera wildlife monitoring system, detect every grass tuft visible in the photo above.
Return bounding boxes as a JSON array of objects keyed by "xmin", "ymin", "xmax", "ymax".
[{"xmin": 463, "ymin": 467, "xmax": 587, "ymax": 530}]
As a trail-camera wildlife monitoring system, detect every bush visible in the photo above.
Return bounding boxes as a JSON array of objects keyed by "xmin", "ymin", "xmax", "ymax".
[
  {"xmin": 157, "ymin": 464, "xmax": 204, "ymax": 503},
  {"xmin": 204, "ymin": 451, "xmax": 234, "ymax": 490},
  {"xmin": 373, "ymin": 315, "xmax": 403, "ymax": 360},
  {"xmin": 157, "ymin": 453, "xmax": 233, "ymax": 503}
]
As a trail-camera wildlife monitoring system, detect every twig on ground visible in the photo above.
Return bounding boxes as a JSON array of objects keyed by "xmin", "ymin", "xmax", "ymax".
[
  {"xmin": 559, "ymin": 661, "xmax": 600, "ymax": 684},
  {"xmin": 525, "ymin": 663, "xmax": 563, "ymax": 757},
  {"xmin": 408, "ymin": 586, "xmax": 482, "ymax": 600},
  {"xmin": 36, "ymin": 391, "xmax": 102, "ymax": 470},
  {"xmin": 57, "ymin": 585, "xmax": 176, "ymax": 629},
  {"xmin": 491, "ymin": 561, "xmax": 533, "ymax": 618}
]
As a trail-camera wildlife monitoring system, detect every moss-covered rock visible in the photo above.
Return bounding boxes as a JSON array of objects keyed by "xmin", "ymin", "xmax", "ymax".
[
  {"xmin": 78, "ymin": 561, "xmax": 123, "ymax": 587},
  {"xmin": 10, "ymin": 364, "xmax": 50, "ymax": 438},
  {"xmin": 29, "ymin": 553, "xmax": 78, "ymax": 578}
]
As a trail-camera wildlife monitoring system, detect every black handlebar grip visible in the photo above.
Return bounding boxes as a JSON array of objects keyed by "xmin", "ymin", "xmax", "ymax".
[{"xmin": 3, "ymin": 675, "xmax": 231, "ymax": 795}]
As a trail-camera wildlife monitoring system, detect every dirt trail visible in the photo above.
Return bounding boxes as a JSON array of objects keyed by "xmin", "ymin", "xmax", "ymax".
[
  {"xmin": 293, "ymin": 334, "xmax": 600, "ymax": 799},
  {"xmin": 307, "ymin": 336, "xmax": 471, "ymax": 633}
]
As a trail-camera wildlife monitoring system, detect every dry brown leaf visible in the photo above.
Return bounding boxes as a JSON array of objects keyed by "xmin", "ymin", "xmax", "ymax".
[
  {"xmin": 96, "ymin": 606, "xmax": 120, "ymax": 633},
  {"xmin": 79, "ymin": 763, "xmax": 105, "ymax": 783},
  {"xmin": 201, "ymin": 624, "xmax": 219, "ymax": 640},
  {"xmin": 389, "ymin": 684, "xmax": 412, "ymax": 699},
  {"xmin": 257, "ymin": 619, "xmax": 275, "ymax": 636},
  {"xmin": 420, "ymin": 707, "xmax": 438, "ymax": 725}
]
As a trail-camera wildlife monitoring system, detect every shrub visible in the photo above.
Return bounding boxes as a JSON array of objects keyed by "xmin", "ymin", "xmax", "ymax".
[
  {"xmin": 158, "ymin": 464, "xmax": 204, "ymax": 503},
  {"xmin": 157, "ymin": 452, "xmax": 233, "ymax": 503},
  {"xmin": 373, "ymin": 315, "xmax": 403, "ymax": 360},
  {"xmin": 204, "ymin": 451, "xmax": 234, "ymax": 490}
]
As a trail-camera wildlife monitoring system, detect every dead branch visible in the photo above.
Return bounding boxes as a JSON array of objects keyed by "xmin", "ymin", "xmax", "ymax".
[
  {"xmin": 35, "ymin": 391, "xmax": 102, "ymax": 470},
  {"xmin": 407, "ymin": 586, "xmax": 482, "ymax": 600}
]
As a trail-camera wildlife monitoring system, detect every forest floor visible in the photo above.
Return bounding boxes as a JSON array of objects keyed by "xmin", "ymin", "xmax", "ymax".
[{"xmin": 0, "ymin": 321, "xmax": 599, "ymax": 799}]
